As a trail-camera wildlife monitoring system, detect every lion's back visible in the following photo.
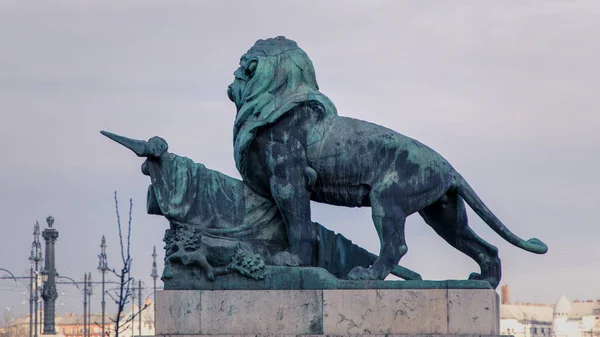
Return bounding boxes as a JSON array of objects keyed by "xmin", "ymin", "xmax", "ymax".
[{"xmin": 307, "ymin": 115, "xmax": 457, "ymax": 188}]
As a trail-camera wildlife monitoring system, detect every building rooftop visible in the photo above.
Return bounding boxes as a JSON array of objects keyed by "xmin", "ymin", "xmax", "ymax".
[
  {"xmin": 501, "ymin": 303, "xmax": 554, "ymax": 323},
  {"xmin": 500, "ymin": 296, "xmax": 600, "ymax": 322},
  {"xmin": 555, "ymin": 295, "xmax": 572, "ymax": 315},
  {"xmin": 567, "ymin": 300, "xmax": 600, "ymax": 319}
]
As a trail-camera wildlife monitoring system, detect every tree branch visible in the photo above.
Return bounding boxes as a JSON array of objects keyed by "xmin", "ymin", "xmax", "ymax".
[{"xmin": 110, "ymin": 191, "xmax": 135, "ymax": 337}]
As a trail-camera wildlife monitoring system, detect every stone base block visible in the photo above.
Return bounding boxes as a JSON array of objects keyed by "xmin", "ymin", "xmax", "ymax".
[{"xmin": 156, "ymin": 288, "xmax": 499, "ymax": 336}]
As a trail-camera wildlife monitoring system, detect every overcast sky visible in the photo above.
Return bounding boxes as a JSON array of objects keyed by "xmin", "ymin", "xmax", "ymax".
[{"xmin": 1, "ymin": 0, "xmax": 599, "ymax": 318}]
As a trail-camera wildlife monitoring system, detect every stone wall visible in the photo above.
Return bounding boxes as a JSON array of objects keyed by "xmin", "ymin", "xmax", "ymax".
[{"xmin": 156, "ymin": 289, "xmax": 499, "ymax": 336}]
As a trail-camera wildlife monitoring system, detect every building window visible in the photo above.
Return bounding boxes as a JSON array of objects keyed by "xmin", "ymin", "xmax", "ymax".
[{"xmin": 534, "ymin": 327, "xmax": 538, "ymax": 334}]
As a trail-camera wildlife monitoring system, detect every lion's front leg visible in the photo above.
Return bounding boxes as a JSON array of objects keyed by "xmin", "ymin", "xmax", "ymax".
[{"xmin": 267, "ymin": 142, "xmax": 317, "ymax": 267}]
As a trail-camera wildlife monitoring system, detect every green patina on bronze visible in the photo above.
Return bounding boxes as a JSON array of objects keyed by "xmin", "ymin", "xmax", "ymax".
[
  {"xmin": 102, "ymin": 36, "xmax": 547, "ymax": 290},
  {"xmin": 165, "ymin": 266, "xmax": 493, "ymax": 291},
  {"xmin": 227, "ymin": 36, "xmax": 547, "ymax": 288},
  {"xmin": 100, "ymin": 131, "xmax": 421, "ymax": 289}
]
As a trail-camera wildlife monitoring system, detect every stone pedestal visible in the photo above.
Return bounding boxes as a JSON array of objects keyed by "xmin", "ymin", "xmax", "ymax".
[{"xmin": 155, "ymin": 288, "xmax": 500, "ymax": 336}]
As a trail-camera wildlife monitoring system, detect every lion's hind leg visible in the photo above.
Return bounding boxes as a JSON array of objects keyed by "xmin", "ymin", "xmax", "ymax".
[{"xmin": 419, "ymin": 191, "xmax": 501, "ymax": 288}]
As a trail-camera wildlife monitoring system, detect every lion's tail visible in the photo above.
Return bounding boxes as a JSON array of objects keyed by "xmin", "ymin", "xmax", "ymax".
[{"xmin": 456, "ymin": 178, "xmax": 548, "ymax": 254}]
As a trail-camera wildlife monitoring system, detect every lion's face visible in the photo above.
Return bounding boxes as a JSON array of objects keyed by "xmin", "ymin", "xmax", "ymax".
[
  {"xmin": 227, "ymin": 55, "xmax": 256, "ymax": 112},
  {"xmin": 227, "ymin": 37, "xmax": 322, "ymax": 119}
]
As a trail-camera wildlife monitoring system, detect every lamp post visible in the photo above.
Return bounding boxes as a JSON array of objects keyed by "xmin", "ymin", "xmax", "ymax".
[
  {"xmin": 41, "ymin": 216, "xmax": 59, "ymax": 335},
  {"xmin": 131, "ymin": 278, "xmax": 136, "ymax": 337},
  {"xmin": 150, "ymin": 246, "xmax": 158, "ymax": 309},
  {"xmin": 86, "ymin": 273, "xmax": 92, "ymax": 337},
  {"xmin": 97, "ymin": 236, "xmax": 109, "ymax": 337},
  {"xmin": 83, "ymin": 273, "xmax": 88, "ymax": 337},
  {"xmin": 29, "ymin": 221, "xmax": 43, "ymax": 337},
  {"xmin": 138, "ymin": 280, "xmax": 143, "ymax": 337},
  {"xmin": 151, "ymin": 246, "xmax": 159, "ymax": 334},
  {"xmin": 29, "ymin": 267, "xmax": 33, "ymax": 337}
]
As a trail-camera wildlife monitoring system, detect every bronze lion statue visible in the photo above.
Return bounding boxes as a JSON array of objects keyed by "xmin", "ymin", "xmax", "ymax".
[{"xmin": 227, "ymin": 36, "xmax": 547, "ymax": 288}]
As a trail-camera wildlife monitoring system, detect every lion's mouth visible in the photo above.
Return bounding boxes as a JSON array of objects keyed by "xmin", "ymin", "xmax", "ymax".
[{"xmin": 227, "ymin": 85, "xmax": 234, "ymax": 102}]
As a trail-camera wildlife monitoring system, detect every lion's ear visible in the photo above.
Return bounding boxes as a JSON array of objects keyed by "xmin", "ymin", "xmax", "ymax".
[{"xmin": 246, "ymin": 58, "xmax": 258, "ymax": 78}]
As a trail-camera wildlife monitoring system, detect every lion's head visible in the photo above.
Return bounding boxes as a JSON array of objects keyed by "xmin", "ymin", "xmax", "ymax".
[
  {"xmin": 227, "ymin": 36, "xmax": 320, "ymax": 112},
  {"xmin": 228, "ymin": 36, "xmax": 338, "ymax": 172}
]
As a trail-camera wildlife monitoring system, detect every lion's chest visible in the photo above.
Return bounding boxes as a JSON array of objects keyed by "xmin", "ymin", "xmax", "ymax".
[{"xmin": 238, "ymin": 144, "xmax": 273, "ymax": 199}]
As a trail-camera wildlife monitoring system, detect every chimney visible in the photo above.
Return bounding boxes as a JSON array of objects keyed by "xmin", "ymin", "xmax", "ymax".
[{"xmin": 501, "ymin": 284, "xmax": 511, "ymax": 305}]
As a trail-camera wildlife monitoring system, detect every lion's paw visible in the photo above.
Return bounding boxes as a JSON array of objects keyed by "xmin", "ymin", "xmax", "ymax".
[
  {"xmin": 468, "ymin": 272, "xmax": 483, "ymax": 280},
  {"xmin": 206, "ymin": 270, "xmax": 215, "ymax": 282},
  {"xmin": 347, "ymin": 266, "xmax": 380, "ymax": 280},
  {"xmin": 468, "ymin": 272, "xmax": 499, "ymax": 288}
]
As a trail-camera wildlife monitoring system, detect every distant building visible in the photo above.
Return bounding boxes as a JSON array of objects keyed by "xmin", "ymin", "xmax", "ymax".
[
  {"xmin": 500, "ymin": 301, "xmax": 553, "ymax": 336},
  {"xmin": 1, "ymin": 299, "xmax": 154, "ymax": 337},
  {"xmin": 500, "ymin": 285, "xmax": 600, "ymax": 337},
  {"xmin": 55, "ymin": 313, "xmax": 105, "ymax": 337},
  {"xmin": 553, "ymin": 296, "xmax": 600, "ymax": 337}
]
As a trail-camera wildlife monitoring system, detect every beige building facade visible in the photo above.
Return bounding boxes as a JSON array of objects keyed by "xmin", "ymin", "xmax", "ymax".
[
  {"xmin": 1, "ymin": 299, "xmax": 154, "ymax": 337},
  {"xmin": 500, "ymin": 285, "xmax": 600, "ymax": 337}
]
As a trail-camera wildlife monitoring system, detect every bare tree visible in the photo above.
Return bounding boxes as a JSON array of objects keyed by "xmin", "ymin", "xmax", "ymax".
[{"xmin": 106, "ymin": 192, "xmax": 149, "ymax": 337}]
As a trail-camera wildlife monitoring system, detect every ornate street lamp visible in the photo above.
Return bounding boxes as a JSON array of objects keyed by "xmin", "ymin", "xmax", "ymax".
[
  {"xmin": 41, "ymin": 216, "xmax": 59, "ymax": 335},
  {"xmin": 83, "ymin": 273, "xmax": 88, "ymax": 337},
  {"xmin": 29, "ymin": 221, "xmax": 43, "ymax": 337},
  {"xmin": 97, "ymin": 236, "xmax": 109, "ymax": 337},
  {"xmin": 86, "ymin": 273, "xmax": 92, "ymax": 337},
  {"xmin": 151, "ymin": 246, "xmax": 158, "ymax": 307},
  {"xmin": 137, "ymin": 280, "xmax": 143, "ymax": 337}
]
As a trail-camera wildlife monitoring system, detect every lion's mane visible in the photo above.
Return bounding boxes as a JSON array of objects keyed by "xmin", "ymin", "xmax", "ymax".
[{"xmin": 232, "ymin": 36, "xmax": 338, "ymax": 174}]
